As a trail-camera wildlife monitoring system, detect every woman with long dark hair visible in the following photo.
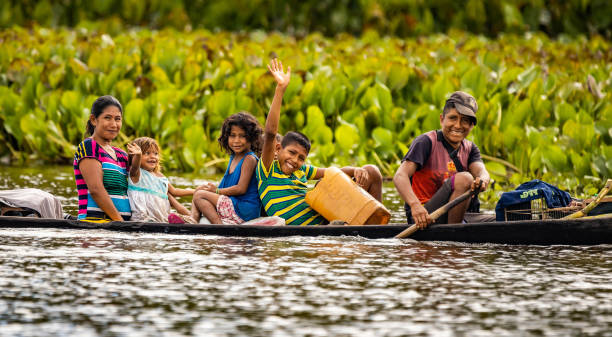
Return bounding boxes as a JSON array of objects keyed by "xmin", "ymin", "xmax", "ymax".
[{"xmin": 73, "ymin": 95, "xmax": 131, "ymax": 222}]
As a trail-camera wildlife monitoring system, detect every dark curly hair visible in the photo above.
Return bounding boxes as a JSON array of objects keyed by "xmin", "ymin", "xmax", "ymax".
[{"xmin": 218, "ymin": 112, "xmax": 263, "ymax": 156}]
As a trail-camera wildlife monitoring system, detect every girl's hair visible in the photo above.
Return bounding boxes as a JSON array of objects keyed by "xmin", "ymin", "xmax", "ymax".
[
  {"xmin": 218, "ymin": 112, "xmax": 263, "ymax": 156},
  {"xmin": 86, "ymin": 95, "xmax": 123, "ymax": 136},
  {"xmin": 129, "ymin": 137, "xmax": 162, "ymax": 173}
]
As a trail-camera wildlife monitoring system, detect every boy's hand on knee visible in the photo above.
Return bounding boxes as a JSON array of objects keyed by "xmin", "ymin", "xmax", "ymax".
[
  {"xmin": 268, "ymin": 58, "xmax": 291, "ymax": 90},
  {"xmin": 354, "ymin": 167, "xmax": 369, "ymax": 187}
]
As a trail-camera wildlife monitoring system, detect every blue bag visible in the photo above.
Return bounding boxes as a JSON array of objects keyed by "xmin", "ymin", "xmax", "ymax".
[{"xmin": 495, "ymin": 180, "xmax": 572, "ymax": 221}]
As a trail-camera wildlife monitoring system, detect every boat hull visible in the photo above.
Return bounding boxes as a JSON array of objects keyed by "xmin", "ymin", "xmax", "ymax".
[{"xmin": 0, "ymin": 216, "xmax": 611, "ymax": 245}]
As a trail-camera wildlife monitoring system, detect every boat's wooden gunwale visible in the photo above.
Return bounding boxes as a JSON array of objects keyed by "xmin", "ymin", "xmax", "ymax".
[{"xmin": 0, "ymin": 216, "xmax": 611, "ymax": 245}]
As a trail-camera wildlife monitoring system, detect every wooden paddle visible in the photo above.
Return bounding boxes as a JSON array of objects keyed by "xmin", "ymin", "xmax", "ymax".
[
  {"xmin": 562, "ymin": 179, "xmax": 612, "ymax": 219},
  {"xmin": 395, "ymin": 188, "xmax": 479, "ymax": 239},
  {"xmin": 577, "ymin": 213, "xmax": 612, "ymax": 220}
]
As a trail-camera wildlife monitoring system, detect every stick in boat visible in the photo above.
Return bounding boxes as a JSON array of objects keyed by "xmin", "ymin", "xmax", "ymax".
[
  {"xmin": 562, "ymin": 179, "xmax": 612, "ymax": 219},
  {"xmin": 395, "ymin": 188, "xmax": 479, "ymax": 239},
  {"xmin": 578, "ymin": 213, "xmax": 612, "ymax": 220}
]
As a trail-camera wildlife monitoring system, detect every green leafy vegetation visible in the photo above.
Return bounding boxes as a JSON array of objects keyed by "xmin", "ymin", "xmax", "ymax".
[
  {"xmin": 0, "ymin": 26, "xmax": 611, "ymax": 201},
  {"xmin": 3, "ymin": 0, "xmax": 612, "ymax": 37}
]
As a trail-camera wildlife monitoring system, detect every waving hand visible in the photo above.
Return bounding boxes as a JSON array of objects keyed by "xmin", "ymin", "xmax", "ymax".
[{"xmin": 267, "ymin": 58, "xmax": 291, "ymax": 89}]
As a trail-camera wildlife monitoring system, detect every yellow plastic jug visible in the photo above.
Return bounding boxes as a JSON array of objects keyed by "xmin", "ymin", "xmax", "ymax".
[{"xmin": 305, "ymin": 167, "xmax": 390, "ymax": 225}]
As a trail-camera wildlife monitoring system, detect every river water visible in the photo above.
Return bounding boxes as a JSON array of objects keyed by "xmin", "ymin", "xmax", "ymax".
[{"xmin": 1, "ymin": 166, "xmax": 611, "ymax": 336}]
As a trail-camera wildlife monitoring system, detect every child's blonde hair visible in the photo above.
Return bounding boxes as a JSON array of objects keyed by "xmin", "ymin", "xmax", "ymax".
[{"xmin": 129, "ymin": 137, "xmax": 162, "ymax": 173}]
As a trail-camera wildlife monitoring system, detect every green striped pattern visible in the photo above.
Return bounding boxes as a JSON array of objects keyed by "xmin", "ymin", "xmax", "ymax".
[
  {"xmin": 256, "ymin": 160, "xmax": 325, "ymax": 226},
  {"xmin": 102, "ymin": 165, "xmax": 129, "ymax": 195}
]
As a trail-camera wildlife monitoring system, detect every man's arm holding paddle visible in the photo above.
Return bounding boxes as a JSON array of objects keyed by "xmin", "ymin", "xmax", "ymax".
[
  {"xmin": 394, "ymin": 188, "xmax": 479, "ymax": 239},
  {"xmin": 393, "ymin": 160, "xmax": 432, "ymax": 229},
  {"xmin": 394, "ymin": 159, "xmax": 490, "ymax": 230},
  {"xmin": 468, "ymin": 161, "xmax": 490, "ymax": 192}
]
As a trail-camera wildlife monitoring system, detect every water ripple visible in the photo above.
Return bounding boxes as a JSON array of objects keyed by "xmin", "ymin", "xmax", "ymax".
[
  {"xmin": 0, "ymin": 228, "xmax": 610, "ymax": 336},
  {"xmin": 1, "ymin": 166, "xmax": 611, "ymax": 336}
]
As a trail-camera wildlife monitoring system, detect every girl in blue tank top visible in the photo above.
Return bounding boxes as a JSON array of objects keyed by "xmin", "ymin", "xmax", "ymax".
[{"xmin": 191, "ymin": 112, "xmax": 263, "ymax": 224}]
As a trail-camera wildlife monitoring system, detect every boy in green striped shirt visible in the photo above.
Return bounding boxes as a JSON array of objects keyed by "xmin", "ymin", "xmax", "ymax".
[{"xmin": 258, "ymin": 59, "xmax": 383, "ymax": 226}]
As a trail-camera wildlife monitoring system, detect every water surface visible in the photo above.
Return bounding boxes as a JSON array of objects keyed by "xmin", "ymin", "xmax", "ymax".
[{"xmin": 0, "ymin": 166, "xmax": 610, "ymax": 336}]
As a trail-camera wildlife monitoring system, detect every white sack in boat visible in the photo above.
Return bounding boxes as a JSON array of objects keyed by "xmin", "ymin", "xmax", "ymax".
[{"xmin": 0, "ymin": 188, "xmax": 64, "ymax": 219}]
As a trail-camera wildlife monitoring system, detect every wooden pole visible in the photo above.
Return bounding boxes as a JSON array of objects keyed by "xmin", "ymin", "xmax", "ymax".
[
  {"xmin": 562, "ymin": 179, "xmax": 612, "ymax": 219},
  {"xmin": 395, "ymin": 189, "xmax": 477, "ymax": 239}
]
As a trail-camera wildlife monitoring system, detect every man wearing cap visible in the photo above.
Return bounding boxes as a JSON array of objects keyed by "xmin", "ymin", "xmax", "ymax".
[{"xmin": 393, "ymin": 91, "xmax": 490, "ymax": 228}]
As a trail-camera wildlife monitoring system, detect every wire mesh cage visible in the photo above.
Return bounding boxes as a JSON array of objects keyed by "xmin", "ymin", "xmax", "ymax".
[{"xmin": 503, "ymin": 197, "xmax": 581, "ymax": 221}]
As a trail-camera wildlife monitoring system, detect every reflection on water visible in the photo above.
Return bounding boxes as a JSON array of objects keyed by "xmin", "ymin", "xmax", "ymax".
[
  {"xmin": 0, "ymin": 229, "xmax": 610, "ymax": 337},
  {"xmin": 1, "ymin": 166, "xmax": 611, "ymax": 336}
]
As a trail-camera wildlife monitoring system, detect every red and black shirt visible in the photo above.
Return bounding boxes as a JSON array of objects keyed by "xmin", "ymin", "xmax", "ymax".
[{"xmin": 402, "ymin": 130, "xmax": 482, "ymax": 204}]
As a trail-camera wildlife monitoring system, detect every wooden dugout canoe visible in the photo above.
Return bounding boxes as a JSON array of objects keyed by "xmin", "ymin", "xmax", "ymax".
[{"xmin": 0, "ymin": 215, "xmax": 611, "ymax": 245}]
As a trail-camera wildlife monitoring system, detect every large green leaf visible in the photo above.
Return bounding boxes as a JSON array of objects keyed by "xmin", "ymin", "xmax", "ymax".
[
  {"xmin": 375, "ymin": 82, "xmax": 392, "ymax": 115},
  {"xmin": 485, "ymin": 161, "xmax": 507, "ymax": 181},
  {"xmin": 372, "ymin": 127, "xmax": 393, "ymax": 153},
  {"xmin": 516, "ymin": 66, "xmax": 540, "ymax": 92},
  {"xmin": 124, "ymin": 99, "xmax": 145, "ymax": 130},
  {"xmin": 460, "ymin": 68, "xmax": 486, "ymax": 98},
  {"xmin": 334, "ymin": 122, "xmax": 360, "ymax": 152},
  {"xmin": 387, "ymin": 63, "xmax": 409, "ymax": 91},
  {"xmin": 304, "ymin": 105, "xmax": 332, "ymax": 144},
  {"xmin": 209, "ymin": 90, "xmax": 235, "ymax": 119},
  {"xmin": 431, "ymin": 75, "xmax": 454, "ymax": 107},
  {"xmin": 542, "ymin": 145, "xmax": 567, "ymax": 173},
  {"xmin": 284, "ymin": 74, "xmax": 303, "ymax": 102},
  {"xmin": 115, "ymin": 79, "xmax": 136, "ymax": 105},
  {"xmin": 60, "ymin": 90, "xmax": 82, "ymax": 118},
  {"xmin": 554, "ymin": 102, "xmax": 575, "ymax": 125}
]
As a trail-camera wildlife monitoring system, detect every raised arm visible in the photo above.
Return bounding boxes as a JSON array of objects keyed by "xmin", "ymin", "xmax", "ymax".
[
  {"xmin": 79, "ymin": 158, "xmax": 123, "ymax": 221},
  {"xmin": 126, "ymin": 143, "xmax": 142, "ymax": 183},
  {"xmin": 261, "ymin": 59, "xmax": 291, "ymax": 172}
]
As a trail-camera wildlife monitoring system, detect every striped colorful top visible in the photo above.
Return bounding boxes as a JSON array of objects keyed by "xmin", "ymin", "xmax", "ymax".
[
  {"xmin": 73, "ymin": 138, "xmax": 131, "ymax": 221},
  {"xmin": 256, "ymin": 160, "xmax": 325, "ymax": 226}
]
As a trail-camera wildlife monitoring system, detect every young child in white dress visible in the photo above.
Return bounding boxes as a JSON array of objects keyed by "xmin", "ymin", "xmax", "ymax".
[{"xmin": 126, "ymin": 137, "xmax": 197, "ymax": 223}]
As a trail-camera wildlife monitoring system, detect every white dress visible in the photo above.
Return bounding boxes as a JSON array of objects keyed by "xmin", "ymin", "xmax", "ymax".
[{"xmin": 127, "ymin": 169, "xmax": 171, "ymax": 222}]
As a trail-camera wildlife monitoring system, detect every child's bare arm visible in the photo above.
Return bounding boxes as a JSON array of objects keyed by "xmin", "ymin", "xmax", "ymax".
[
  {"xmin": 126, "ymin": 143, "xmax": 142, "ymax": 183},
  {"xmin": 168, "ymin": 183, "xmax": 195, "ymax": 197},
  {"xmin": 168, "ymin": 194, "xmax": 190, "ymax": 216},
  {"xmin": 340, "ymin": 167, "xmax": 369, "ymax": 186},
  {"xmin": 217, "ymin": 155, "xmax": 257, "ymax": 196},
  {"xmin": 313, "ymin": 166, "xmax": 369, "ymax": 186},
  {"xmin": 261, "ymin": 59, "xmax": 291, "ymax": 172},
  {"xmin": 313, "ymin": 168, "xmax": 326, "ymax": 180}
]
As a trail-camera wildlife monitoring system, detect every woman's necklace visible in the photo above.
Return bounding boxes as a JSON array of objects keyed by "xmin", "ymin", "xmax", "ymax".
[{"xmin": 101, "ymin": 143, "xmax": 117, "ymax": 160}]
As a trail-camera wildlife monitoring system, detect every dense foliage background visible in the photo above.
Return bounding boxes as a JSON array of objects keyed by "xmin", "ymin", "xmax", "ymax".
[
  {"xmin": 3, "ymin": 0, "xmax": 612, "ymax": 37},
  {"xmin": 1, "ymin": 1, "xmax": 611, "ymax": 198}
]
